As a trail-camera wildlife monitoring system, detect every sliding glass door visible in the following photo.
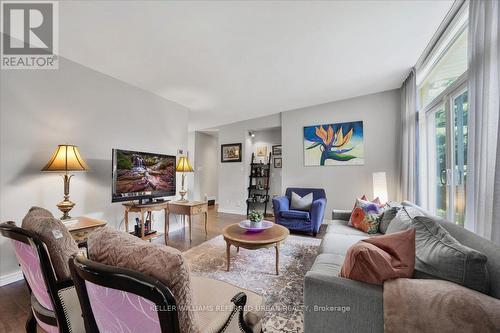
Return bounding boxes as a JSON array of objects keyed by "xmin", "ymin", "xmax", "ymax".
[
  {"xmin": 424, "ymin": 84, "xmax": 468, "ymax": 225},
  {"xmin": 452, "ymin": 89, "xmax": 468, "ymax": 226},
  {"xmin": 426, "ymin": 104, "xmax": 448, "ymax": 219}
]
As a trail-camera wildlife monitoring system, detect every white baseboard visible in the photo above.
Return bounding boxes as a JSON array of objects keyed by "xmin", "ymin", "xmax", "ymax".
[
  {"xmin": 0, "ymin": 270, "xmax": 23, "ymax": 286},
  {"xmin": 217, "ymin": 208, "xmax": 246, "ymax": 216}
]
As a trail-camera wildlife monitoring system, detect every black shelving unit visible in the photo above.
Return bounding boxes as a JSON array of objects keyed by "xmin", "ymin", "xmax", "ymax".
[{"xmin": 246, "ymin": 152, "xmax": 272, "ymax": 217}]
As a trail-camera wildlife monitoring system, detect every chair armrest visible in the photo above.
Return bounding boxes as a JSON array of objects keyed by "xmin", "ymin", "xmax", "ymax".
[
  {"xmin": 304, "ymin": 272, "xmax": 383, "ymax": 333},
  {"xmin": 332, "ymin": 209, "xmax": 352, "ymax": 221},
  {"xmin": 310, "ymin": 198, "xmax": 326, "ymax": 233},
  {"xmin": 272, "ymin": 196, "xmax": 290, "ymax": 214}
]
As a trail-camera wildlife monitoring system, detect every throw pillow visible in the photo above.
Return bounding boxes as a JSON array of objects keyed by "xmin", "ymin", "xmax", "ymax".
[
  {"xmin": 348, "ymin": 196, "xmax": 384, "ymax": 226},
  {"xmin": 379, "ymin": 206, "xmax": 401, "ymax": 234},
  {"xmin": 290, "ymin": 192, "xmax": 313, "ymax": 211},
  {"xmin": 340, "ymin": 229, "xmax": 416, "ymax": 285},
  {"xmin": 21, "ymin": 206, "xmax": 79, "ymax": 280},
  {"xmin": 88, "ymin": 227, "xmax": 199, "ymax": 333},
  {"xmin": 385, "ymin": 206, "xmax": 423, "ymax": 234},
  {"xmin": 349, "ymin": 198, "xmax": 384, "ymax": 234},
  {"xmin": 412, "ymin": 216, "xmax": 490, "ymax": 294}
]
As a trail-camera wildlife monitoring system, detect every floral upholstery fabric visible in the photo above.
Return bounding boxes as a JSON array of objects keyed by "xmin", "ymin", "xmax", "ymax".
[
  {"xmin": 12, "ymin": 240, "xmax": 53, "ymax": 310},
  {"xmin": 85, "ymin": 280, "xmax": 162, "ymax": 332},
  {"xmin": 349, "ymin": 198, "xmax": 384, "ymax": 234}
]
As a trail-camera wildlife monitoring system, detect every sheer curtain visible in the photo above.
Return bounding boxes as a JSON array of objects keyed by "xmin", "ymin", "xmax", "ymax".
[
  {"xmin": 398, "ymin": 69, "xmax": 417, "ymax": 202},
  {"xmin": 466, "ymin": 0, "xmax": 500, "ymax": 243}
]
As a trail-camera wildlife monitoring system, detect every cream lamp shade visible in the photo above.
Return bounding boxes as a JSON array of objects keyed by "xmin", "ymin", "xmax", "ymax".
[
  {"xmin": 176, "ymin": 156, "xmax": 194, "ymax": 173},
  {"xmin": 41, "ymin": 145, "xmax": 89, "ymax": 172},
  {"xmin": 373, "ymin": 172, "xmax": 388, "ymax": 203}
]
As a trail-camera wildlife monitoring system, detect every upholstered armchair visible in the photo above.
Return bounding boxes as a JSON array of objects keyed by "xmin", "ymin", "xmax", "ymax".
[
  {"xmin": 273, "ymin": 188, "xmax": 327, "ymax": 236},
  {"xmin": 76, "ymin": 226, "xmax": 264, "ymax": 333},
  {"xmin": 0, "ymin": 221, "xmax": 84, "ymax": 333}
]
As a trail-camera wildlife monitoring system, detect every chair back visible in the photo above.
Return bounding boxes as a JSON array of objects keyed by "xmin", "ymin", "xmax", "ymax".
[
  {"xmin": 286, "ymin": 188, "xmax": 326, "ymax": 202},
  {"xmin": 69, "ymin": 255, "xmax": 180, "ymax": 333},
  {"xmin": 0, "ymin": 222, "xmax": 62, "ymax": 329}
]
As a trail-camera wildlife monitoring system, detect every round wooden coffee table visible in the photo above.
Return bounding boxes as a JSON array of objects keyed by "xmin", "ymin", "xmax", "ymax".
[{"xmin": 222, "ymin": 222, "xmax": 289, "ymax": 275}]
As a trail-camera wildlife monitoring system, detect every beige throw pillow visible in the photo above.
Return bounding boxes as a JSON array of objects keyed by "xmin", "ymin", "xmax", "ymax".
[
  {"xmin": 87, "ymin": 227, "xmax": 199, "ymax": 333},
  {"xmin": 21, "ymin": 206, "xmax": 79, "ymax": 281}
]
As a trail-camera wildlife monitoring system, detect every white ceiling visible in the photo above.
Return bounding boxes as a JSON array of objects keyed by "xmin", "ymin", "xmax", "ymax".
[{"xmin": 58, "ymin": 1, "xmax": 453, "ymax": 130}]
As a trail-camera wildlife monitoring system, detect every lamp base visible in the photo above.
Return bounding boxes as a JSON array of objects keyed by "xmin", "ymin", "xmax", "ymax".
[
  {"xmin": 57, "ymin": 199, "xmax": 75, "ymax": 220},
  {"xmin": 177, "ymin": 188, "xmax": 188, "ymax": 203}
]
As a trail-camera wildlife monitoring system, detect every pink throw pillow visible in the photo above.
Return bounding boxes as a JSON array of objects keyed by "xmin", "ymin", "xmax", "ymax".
[{"xmin": 340, "ymin": 228, "xmax": 416, "ymax": 285}]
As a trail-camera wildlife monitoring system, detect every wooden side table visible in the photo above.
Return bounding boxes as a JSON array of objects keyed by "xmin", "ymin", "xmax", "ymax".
[
  {"xmin": 166, "ymin": 201, "xmax": 208, "ymax": 241},
  {"xmin": 123, "ymin": 201, "xmax": 169, "ymax": 243},
  {"xmin": 64, "ymin": 216, "xmax": 107, "ymax": 246}
]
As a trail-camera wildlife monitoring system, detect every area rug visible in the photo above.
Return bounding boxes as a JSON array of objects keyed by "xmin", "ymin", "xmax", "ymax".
[{"xmin": 184, "ymin": 234, "xmax": 321, "ymax": 332}]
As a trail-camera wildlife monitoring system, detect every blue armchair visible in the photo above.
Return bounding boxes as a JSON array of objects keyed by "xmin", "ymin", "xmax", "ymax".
[{"xmin": 273, "ymin": 188, "xmax": 327, "ymax": 236}]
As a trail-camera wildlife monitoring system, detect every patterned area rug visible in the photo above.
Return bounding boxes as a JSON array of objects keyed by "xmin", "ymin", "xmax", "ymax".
[{"xmin": 184, "ymin": 234, "xmax": 321, "ymax": 332}]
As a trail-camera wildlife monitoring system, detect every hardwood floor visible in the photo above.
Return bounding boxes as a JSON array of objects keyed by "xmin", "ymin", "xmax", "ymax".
[{"xmin": 0, "ymin": 206, "xmax": 263, "ymax": 333}]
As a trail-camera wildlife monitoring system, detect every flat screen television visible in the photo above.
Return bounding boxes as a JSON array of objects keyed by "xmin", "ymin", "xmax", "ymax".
[{"xmin": 112, "ymin": 149, "xmax": 176, "ymax": 203}]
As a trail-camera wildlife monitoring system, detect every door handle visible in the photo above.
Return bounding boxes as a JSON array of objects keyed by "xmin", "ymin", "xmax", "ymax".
[{"xmin": 440, "ymin": 169, "xmax": 447, "ymax": 185}]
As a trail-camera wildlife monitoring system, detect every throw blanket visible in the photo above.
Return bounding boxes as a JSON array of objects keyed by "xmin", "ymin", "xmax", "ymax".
[{"xmin": 384, "ymin": 278, "xmax": 500, "ymax": 333}]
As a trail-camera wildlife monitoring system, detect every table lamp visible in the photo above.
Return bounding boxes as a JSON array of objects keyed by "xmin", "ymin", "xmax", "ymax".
[
  {"xmin": 176, "ymin": 155, "xmax": 193, "ymax": 202},
  {"xmin": 372, "ymin": 172, "xmax": 388, "ymax": 204},
  {"xmin": 41, "ymin": 145, "xmax": 89, "ymax": 220}
]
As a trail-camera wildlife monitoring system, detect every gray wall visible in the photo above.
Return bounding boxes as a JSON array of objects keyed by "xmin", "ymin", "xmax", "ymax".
[
  {"xmin": 217, "ymin": 114, "xmax": 281, "ymax": 215},
  {"xmin": 282, "ymin": 89, "xmax": 400, "ymax": 215},
  {"xmin": 0, "ymin": 58, "xmax": 190, "ymax": 283},
  {"xmin": 193, "ymin": 132, "xmax": 218, "ymax": 202}
]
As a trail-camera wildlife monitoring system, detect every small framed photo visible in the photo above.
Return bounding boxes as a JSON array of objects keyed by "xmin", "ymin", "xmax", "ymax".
[
  {"xmin": 256, "ymin": 146, "xmax": 267, "ymax": 157},
  {"xmin": 274, "ymin": 157, "xmax": 282, "ymax": 168},
  {"xmin": 221, "ymin": 143, "xmax": 242, "ymax": 163},
  {"xmin": 272, "ymin": 145, "xmax": 282, "ymax": 156}
]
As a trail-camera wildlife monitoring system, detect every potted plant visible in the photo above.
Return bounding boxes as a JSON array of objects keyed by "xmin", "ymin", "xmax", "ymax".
[{"xmin": 248, "ymin": 210, "xmax": 264, "ymax": 228}]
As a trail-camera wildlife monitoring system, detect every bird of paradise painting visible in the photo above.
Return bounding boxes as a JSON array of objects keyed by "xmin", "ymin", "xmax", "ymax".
[{"xmin": 304, "ymin": 121, "xmax": 364, "ymax": 166}]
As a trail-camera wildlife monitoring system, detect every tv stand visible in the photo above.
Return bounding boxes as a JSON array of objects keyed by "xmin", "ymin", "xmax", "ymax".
[{"xmin": 123, "ymin": 201, "xmax": 170, "ymax": 243}]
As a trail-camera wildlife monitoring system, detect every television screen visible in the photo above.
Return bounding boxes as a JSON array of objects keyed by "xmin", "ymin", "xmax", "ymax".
[{"xmin": 112, "ymin": 149, "xmax": 176, "ymax": 202}]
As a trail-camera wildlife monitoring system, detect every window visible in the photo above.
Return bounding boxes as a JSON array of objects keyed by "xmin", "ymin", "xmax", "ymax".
[
  {"xmin": 419, "ymin": 28, "xmax": 468, "ymax": 109},
  {"xmin": 418, "ymin": 6, "xmax": 468, "ymax": 226}
]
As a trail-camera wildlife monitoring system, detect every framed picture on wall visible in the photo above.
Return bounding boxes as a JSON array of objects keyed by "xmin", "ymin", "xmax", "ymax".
[
  {"xmin": 274, "ymin": 157, "xmax": 282, "ymax": 168},
  {"xmin": 303, "ymin": 121, "xmax": 364, "ymax": 166},
  {"xmin": 256, "ymin": 146, "xmax": 267, "ymax": 157},
  {"xmin": 221, "ymin": 143, "xmax": 242, "ymax": 163},
  {"xmin": 272, "ymin": 145, "xmax": 282, "ymax": 156}
]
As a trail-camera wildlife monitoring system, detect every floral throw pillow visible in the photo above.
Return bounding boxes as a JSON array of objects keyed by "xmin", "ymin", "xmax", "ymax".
[
  {"xmin": 349, "ymin": 198, "xmax": 383, "ymax": 234},
  {"xmin": 348, "ymin": 196, "xmax": 384, "ymax": 226}
]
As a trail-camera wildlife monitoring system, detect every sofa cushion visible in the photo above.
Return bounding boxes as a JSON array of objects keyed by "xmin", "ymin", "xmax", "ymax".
[
  {"xmin": 340, "ymin": 229, "xmax": 416, "ymax": 285},
  {"xmin": 385, "ymin": 206, "xmax": 423, "ymax": 234},
  {"xmin": 88, "ymin": 227, "xmax": 199, "ymax": 333},
  {"xmin": 280, "ymin": 209, "xmax": 310, "ymax": 220},
  {"xmin": 192, "ymin": 276, "xmax": 263, "ymax": 333},
  {"xmin": 309, "ymin": 253, "xmax": 345, "ymax": 276},
  {"xmin": 319, "ymin": 233, "xmax": 369, "ymax": 255},
  {"xmin": 412, "ymin": 216, "xmax": 490, "ymax": 294},
  {"xmin": 349, "ymin": 198, "xmax": 384, "ymax": 234},
  {"xmin": 379, "ymin": 206, "xmax": 400, "ymax": 234},
  {"xmin": 21, "ymin": 206, "xmax": 79, "ymax": 281},
  {"xmin": 290, "ymin": 191, "xmax": 313, "ymax": 211},
  {"xmin": 402, "ymin": 200, "xmax": 500, "ymax": 299}
]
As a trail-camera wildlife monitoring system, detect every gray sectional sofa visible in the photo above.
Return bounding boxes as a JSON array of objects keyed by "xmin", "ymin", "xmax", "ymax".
[{"xmin": 304, "ymin": 201, "xmax": 500, "ymax": 333}]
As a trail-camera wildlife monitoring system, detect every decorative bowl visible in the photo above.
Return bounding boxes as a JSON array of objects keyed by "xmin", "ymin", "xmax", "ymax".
[{"xmin": 239, "ymin": 220, "xmax": 273, "ymax": 232}]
